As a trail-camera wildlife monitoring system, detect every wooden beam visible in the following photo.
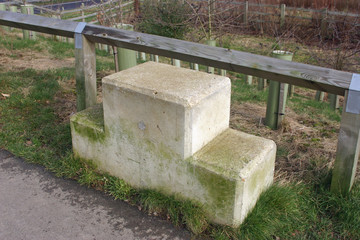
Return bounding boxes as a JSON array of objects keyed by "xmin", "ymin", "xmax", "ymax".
[
  {"xmin": 75, "ymin": 35, "xmax": 97, "ymax": 111},
  {"xmin": 331, "ymin": 90, "xmax": 360, "ymax": 195},
  {"xmin": 0, "ymin": 11, "xmax": 353, "ymax": 95},
  {"xmin": 81, "ymin": 25, "xmax": 352, "ymax": 96},
  {"xmin": 0, "ymin": 11, "xmax": 78, "ymax": 37}
]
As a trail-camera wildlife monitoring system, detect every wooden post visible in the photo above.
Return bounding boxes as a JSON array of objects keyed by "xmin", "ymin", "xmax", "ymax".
[
  {"xmin": 265, "ymin": 50, "xmax": 293, "ymax": 129},
  {"xmin": 21, "ymin": 5, "xmax": 36, "ymax": 40},
  {"xmin": 206, "ymin": 39, "xmax": 216, "ymax": 73},
  {"xmin": 113, "ymin": 47, "xmax": 119, "ymax": 72},
  {"xmin": 75, "ymin": 34, "xmax": 97, "ymax": 111},
  {"xmin": 258, "ymin": 78, "xmax": 265, "ymax": 91},
  {"xmin": 134, "ymin": 0, "xmax": 140, "ymax": 17},
  {"xmin": 329, "ymin": 93, "xmax": 340, "ymax": 109},
  {"xmin": 243, "ymin": 1, "xmax": 248, "ymax": 25},
  {"xmin": 288, "ymin": 84, "xmax": 294, "ymax": 97},
  {"xmin": 280, "ymin": 4, "xmax": 286, "ymax": 29},
  {"xmin": 315, "ymin": 91, "xmax": 325, "ymax": 101},
  {"xmin": 61, "ymin": 7, "xmax": 67, "ymax": 43},
  {"xmin": 321, "ymin": 8, "xmax": 328, "ymax": 40},
  {"xmin": 81, "ymin": 3, "xmax": 85, "ymax": 22},
  {"xmin": 331, "ymin": 89, "xmax": 360, "ymax": 195}
]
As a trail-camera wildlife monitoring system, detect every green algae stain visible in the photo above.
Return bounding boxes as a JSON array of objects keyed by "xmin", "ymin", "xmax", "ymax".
[
  {"xmin": 71, "ymin": 103, "xmax": 106, "ymax": 143},
  {"xmin": 188, "ymin": 162, "xmax": 236, "ymax": 221}
]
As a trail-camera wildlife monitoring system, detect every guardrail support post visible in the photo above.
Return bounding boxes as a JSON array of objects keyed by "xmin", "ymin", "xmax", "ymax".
[
  {"xmin": 243, "ymin": 1, "xmax": 248, "ymax": 25},
  {"xmin": 329, "ymin": 93, "xmax": 340, "ymax": 109},
  {"xmin": 331, "ymin": 88, "xmax": 360, "ymax": 195},
  {"xmin": 315, "ymin": 91, "xmax": 325, "ymax": 101},
  {"xmin": 258, "ymin": 78, "xmax": 265, "ymax": 91},
  {"xmin": 280, "ymin": 4, "xmax": 286, "ymax": 29},
  {"xmin": 75, "ymin": 34, "xmax": 97, "ymax": 111}
]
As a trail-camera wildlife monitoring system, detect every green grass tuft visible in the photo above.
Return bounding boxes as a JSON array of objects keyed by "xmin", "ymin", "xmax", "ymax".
[
  {"xmin": 231, "ymin": 76, "xmax": 268, "ymax": 103},
  {"xmin": 289, "ymin": 93, "xmax": 341, "ymax": 122},
  {"xmin": 0, "ymin": 35, "xmax": 41, "ymax": 51},
  {"xmin": 137, "ymin": 190, "xmax": 208, "ymax": 234}
]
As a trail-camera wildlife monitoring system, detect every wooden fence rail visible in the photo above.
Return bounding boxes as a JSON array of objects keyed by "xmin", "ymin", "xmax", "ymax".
[
  {"xmin": 195, "ymin": 0, "xmax": 360, "ymax": 17},
  {"xmin": 67, "ymin": 1, "xmax": 133, "ymax": 22},
  {"xmin": 0, "ymin": 11, "xmax": 359, "ymax": 195},
  {"xmin": 193, "ymin": 0, "xmax": 360, "ymax": 28}
]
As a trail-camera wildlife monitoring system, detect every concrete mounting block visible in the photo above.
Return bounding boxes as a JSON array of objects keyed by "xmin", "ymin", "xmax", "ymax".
[{"xmin": 70, "ymin": 62, "xmax": 276, "ymax": 227}]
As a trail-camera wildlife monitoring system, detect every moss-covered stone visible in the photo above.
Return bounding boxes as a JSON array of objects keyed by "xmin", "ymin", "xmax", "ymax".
[{"xmin": 70, "ymin": 103, "xmax": 106, "ymax": 143}]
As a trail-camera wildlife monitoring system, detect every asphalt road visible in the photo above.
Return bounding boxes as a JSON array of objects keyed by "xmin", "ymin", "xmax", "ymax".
[{"xmin": 0, "ymin": 149, "xmax": 191, "ymax": 240}]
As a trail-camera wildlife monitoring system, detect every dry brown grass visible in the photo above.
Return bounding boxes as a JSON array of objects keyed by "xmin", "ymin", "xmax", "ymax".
[{"xmin": 229, "ymin": 97, "xmax": 343, "ymax": 184}]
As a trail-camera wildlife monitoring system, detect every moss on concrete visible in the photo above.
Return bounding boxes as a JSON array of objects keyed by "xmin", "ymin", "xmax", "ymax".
[
  {"xmin": 191, "ymin": 163, "xmax": 236, "ymax": 223},
  {"xmin": 71, "ymin": 104, "xmax": 106, "ymax": 143},
  {"xmin": 191, "ymin": 129, "xmax": 251, "ymax": 179}
]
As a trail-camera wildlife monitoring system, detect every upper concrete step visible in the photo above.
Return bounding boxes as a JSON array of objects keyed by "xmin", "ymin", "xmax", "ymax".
[{"xmin": 102, "ymin": 62, "xmax": 231, "ymax": 159}]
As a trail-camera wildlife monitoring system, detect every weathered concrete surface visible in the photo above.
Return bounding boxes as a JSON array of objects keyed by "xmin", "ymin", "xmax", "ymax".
[
  {"xmin": 71, "ymin": 62, "xmax": 276, "ymax": 227},
  {"xmin": 0, "ymin": 149, "xmax": 191, "ymax": 240},
  {"xmin": 103, "ymin": 61, "xmax": 231, "ymax": 159}
]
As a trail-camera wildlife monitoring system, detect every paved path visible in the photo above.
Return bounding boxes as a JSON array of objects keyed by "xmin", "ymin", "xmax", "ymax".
[{"xmin": 0, "ymin": 149, "xmax": 191, "ymax": 240}]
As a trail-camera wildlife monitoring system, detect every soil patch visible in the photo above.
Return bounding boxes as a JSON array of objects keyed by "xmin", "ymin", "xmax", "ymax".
[{"xmin": 0, "ymin": 48, "xmax": 74, "ymax": 71}]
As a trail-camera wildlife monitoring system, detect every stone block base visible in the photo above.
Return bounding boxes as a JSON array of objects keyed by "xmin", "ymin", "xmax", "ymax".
[{"xmin": 70, "ymin": 62, "xmax": 276, "ymax": 227}]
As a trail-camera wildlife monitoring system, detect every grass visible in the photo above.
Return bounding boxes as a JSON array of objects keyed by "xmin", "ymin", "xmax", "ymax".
[
  {"xmin": 230, "ymin": 74, "xmax": 342, "ymax": 123},
  {"xmin": 0, "ymin": 34, "xmax": 43, "ymax": 51},
  {"xmin": 1, "ymin": 31, "xmax": 359, "ymax": 239},
  {"xmin": 289, "ymin": 93, "xmax": 342, "ymax": 122}
]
